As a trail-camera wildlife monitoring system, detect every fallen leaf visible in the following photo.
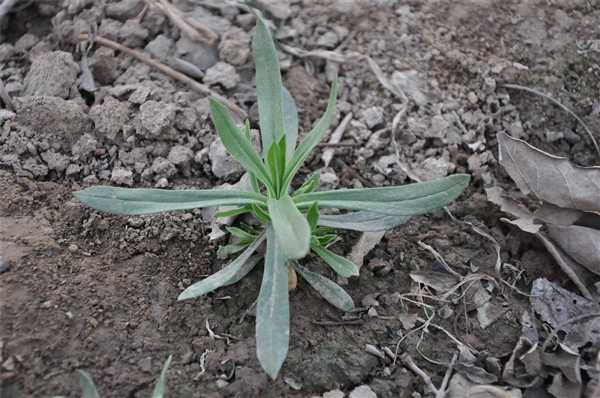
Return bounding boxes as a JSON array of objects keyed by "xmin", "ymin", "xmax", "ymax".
[
  {"xmin": 409, "ymin": 270, "xmax": 460, "ymax": 292},
  {"xmin": 542, "ymin": 343, "xmax": 581, "ymax": 384},
  {"xmin": 546, "ymin": 224, "xmax": 600, "ymax": 275},
  {"xmin": 530, "ymin": 278, "xmax": 600, "ymax": 348},
  {"xmin": 497, "ymin": 132, "xmax": 600, "ymax": 212},
  {"xmin": 448, "ymin": 373, "xmax": 523, "ymax": 398},
  {"xmin": 503, "ymin": 312, "xmax": 542, "ymax": 388},
  {"xmin": 349, "ymin": 230, "xmax": 386, "ymax": 269},
  {"xmin": 547, "ymin": 372, "xmax": 582, "ymax": 398}
]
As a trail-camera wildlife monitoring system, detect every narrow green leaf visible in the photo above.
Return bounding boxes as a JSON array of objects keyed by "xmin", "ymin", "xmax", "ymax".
[
  {"xmin": 256, "ymin": 225, "xmax": 290, "ymax": 379},
  {"xmin": 210, "ymin": 98, "xmax": 273, "ymax": 189},
  {"xmin": 312, "ymin": 243, "xmax": 359, "ymax": 278},
  {"xmin": 151, "ymin": 355, "xmax": 172, "ymax": 398},
  {"xmin": 254, "ymin": 15, "xmax": 285, "ymax": 155},
  {"xmin": 78, "ymin": 370, "xmax": 100, "ymax": 398},
  {"xmin": 306, "ymin": 202, "xmax": 320, "ymax": 231},
  {"xmin": 295, "ymin": 171, "xmax": 320, "ymax": 195},
  {"xmin": 282, "ymin": 87, "xmax": 299, "ymax": 158},
  {"xmin": 178, "ymin": 234, "xmax": 265, "ymax": 300},
  {"xmin": 295, "ymin": 174, "xmax": 470, "ymax": 216},
  {"xmin": 267, "ymin": 195, "xmax": 310, "ymax": 259},
  {"xmin": 251, "ymin": 203, "xmax": 271, "ymax": 223},
  {"xmin": 266, "ymin": 137, "xmax": 287, "ymax": 196},
  {"xmin": 283, "ymin": 81, "xmax": 338, "ymax": 189},
  {"xmin": 226, "ymin": 226, "xmax": 256, "ymax": 242},
  {"xmin": 293, "ymin": 262, "xmax": 355, "ymax": 312},
  {"xmin": 315, "ymin": 233, "xmax": 338, "ymax": 247},
  {"xmin": 75, "ymin": 187, "xmax": 265, "ymax": 216},
  {"xmin": 216, "ymin": 206, "xmax": 252, "ymax": 219},
  {"xmin": 216, "ymin": 243, "xmax": 248, "ymax": 259},
  {"xmin": 319, "ymin": 211, "xmax": 410, "ymax": 232}
]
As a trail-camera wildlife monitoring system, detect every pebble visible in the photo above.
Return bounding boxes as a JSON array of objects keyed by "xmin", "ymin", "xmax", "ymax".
[
  {"xmin": 349, "ymin": 385, "xmax": 377, "ymax": 398},
  {"xmin": 209, "ymin": 138, "xmax": 243, "ymax": 179},
  {"xmin": 361, "ymin": 107, "xmax": 384, "ymax": 129},
  {"xmin": 218, "ymin": 27, "xmax": 251, "ymax": 66},
  {"xmin": 323, "ymin": 390, "xmax": 345, "ymax": 398},
  {"xmin": 111, "ymin": 167, "xmax": 134, "ymax": 186},
  {"xmin": 204, "ymin": 62, "xmax": 240, "ymax": 89}
]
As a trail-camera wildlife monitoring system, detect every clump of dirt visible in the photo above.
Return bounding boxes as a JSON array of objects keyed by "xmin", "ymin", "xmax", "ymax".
[{"xmin": 2, "ymin": 1, "xmax": 600, "ymax": 397}]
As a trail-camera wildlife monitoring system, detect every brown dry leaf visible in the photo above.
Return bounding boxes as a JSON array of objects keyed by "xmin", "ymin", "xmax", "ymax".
[
  {"xmin": 497, "ymin": 132, "xmax": 600, "ymax": 212},
  {"xmin": 547, "ymin": 372, "xmax": 582, "ymax": 398},
  {"xmin": 533, "ymin": 203, "xmax": 584, "ymax": 226},
  {"xmin": 546, "ymin": 224, "xmax": 600, "ymax": 276},
  {"xmin": 449, "ymin": 373, "xmax": 523, "ymax": 398},
  {"xmin": 288, "ymin": 267, "xmax": 297, "ymax": 291},
  {"xmin": 503, "ymin": 312, "xmax": 542, "ymax": 388},
  {"xmin": 349, "ymin": 231, "xmax": 386, "ymax": 269},
  {"xmin": 530, "ymin": 278, "xmax": 600, "ymax": 348},
  {"xmin": 486, "ymin": 187, "xmax": 541, "ymax": 233},
  {"xmin": 409, "ymin": 270, "xmax": 460, "ymax": 292},
  {"xmin": 542, "ymin": 343, "xmax": 581, "ymax": 384}
]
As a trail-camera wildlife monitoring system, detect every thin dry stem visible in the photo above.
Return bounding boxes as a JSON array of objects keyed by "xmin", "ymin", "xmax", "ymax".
[
  {"xmin": 78, "ymin": 33, "xmax": 246, "ymax": 120},
  {"xmin": 146, "ymin": 0, "xmax": 218, "ymax": 46}
]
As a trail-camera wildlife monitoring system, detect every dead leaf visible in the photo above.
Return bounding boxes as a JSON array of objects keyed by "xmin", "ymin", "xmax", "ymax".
[
  {"xmin": 547, "ymin": 372, "xmax": 582, "ymax": 398},
  {"xmin": 349, "ymin": 230, "xmax": 385, "ymax": 269},
  {"xmin": 485, "ymin": 186, "xmax": 535, "ymax": 220},
  {"xmin": 542, "ymin": 343, "xmax": 581, "ymax": 384},
  {"xmin": 530, "ymin": 278, "xmax": 600, "ymax": 348},
  {"xmin": 409, "ymin": 270, "xmax": 460, "ymax": 292},
  {"xmin": 533, "ymin": 203, "xmax": 584, "ymax": 226},
  {"xmin": 448, "ymin": 373, "xmax": 523, "ymax": 398},
  {"xmin": 288, "ymin": 267, "xmax": 297, "ymax": 291},
  {"xmin": 503, "ymin": 312, "xmax": 542, "ymax": 388},
  {"xmin": 497, "ymin": 132, "xmax": 600, "ymax": 212},
  {"xmin": 398, "ymin": 312, "xmax": 419, "ymax": 330},
  {"xmin": 546, "ymin": 224, "xmax": 600, "ymax": 276}
]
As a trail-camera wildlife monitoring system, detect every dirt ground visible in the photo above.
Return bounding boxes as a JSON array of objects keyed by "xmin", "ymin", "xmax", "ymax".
[{"xmin": 1, "ymin": 0, "xmax": 600, "ymax": 397}]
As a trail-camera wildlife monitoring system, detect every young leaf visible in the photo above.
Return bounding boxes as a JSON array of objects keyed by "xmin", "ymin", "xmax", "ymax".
[
  {"xmin": 210, "ymin": 98, "xmax": 273, "ymax": 189},
  {"xmin": 226, "ymin": 226, "xmax": 256, "ymax": 242},
  {"xmin": 253, "ymin": 14, "xmax": 285, "ymax": 156},
  {"xmin": 251, "ymin": 203, "xmax": 271, "ymax": 223},
  {"xmin": 282, "ymin": 87, "xmax": 299, "ymax": 158},
  {"xmin": 216, "ymin": 206, "xmax": 252, "ymax": 219},
  {"xmin": 306, "ymin": 202, "xmax": 320, "ymax": 231},
  {"xmin": 75, "ymin": 187, "xmax": 265, "ymax": 216},
  {"xmin": 283, "ymin": 80, "xmax": 338, "ymax": 189},
  {"xmin": 266, "ymin": 137, "xmax": 287, "ymax": 196},
  {"xmin": 294, "ymin": 171, "xmax": 320, "ymax": 195},
  {"xmin": 267, "ymin": 195, "xmax": 310, "ymax": 259},
  {"xmin": 319, "ymin": 211, "xmax": 410, "ymax": 232},
  {"xmin": 78, "ymin": 370, "xmax": 100, "ymax": 398},
  {"xmin": 311, "ymin": 243, "xmax": 359, "ymax": 278},
  {"xmin": 151, "ymin": 355, "xmax": 173, "ymax": 398},
  {"xmin": 294, "ymin": 174, "xmax": 470, "ymax": 216},
  {"xmin": 293, "ymin": 262, "xmax": 354, "ymax": 312},
  {"xmin": 178, "ymin": 234, "xmax": 265, "ymax": 300},
  {"xmin": 256, "ymin": 225, "xmax": 290, "ymax": 379}
]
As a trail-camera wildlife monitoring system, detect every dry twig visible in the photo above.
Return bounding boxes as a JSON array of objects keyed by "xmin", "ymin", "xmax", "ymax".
[
  {"xmin": 78, "ymin": 33, "xmax": 246, "ymax": 119},
  {"xmin": 401, "ymin": 352, "xmax": 458, "ymax": 398},
  {"xmin": 145, "ymin": 0, "xmax": 218, "ymax": 46}
]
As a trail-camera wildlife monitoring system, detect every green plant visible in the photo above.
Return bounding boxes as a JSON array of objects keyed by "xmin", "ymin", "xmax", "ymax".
[
  {"xmin": 74, "ymin": 15, "xmax": 470, "ymax": 379},
  {"xmin": 76, "ymin": 355, "xmax": 172, "ymax": 398}
]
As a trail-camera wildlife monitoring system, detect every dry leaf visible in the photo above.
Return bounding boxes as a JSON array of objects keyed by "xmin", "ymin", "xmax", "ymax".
[
  {"xmin": 288, "ymin": 267, "xmax": 297, "ymax": 291},
  {"xmin": 409, "ymin": 270, "xmax": 460, "ymax": 292},
  {"xmin": 503, "ymin": 312, "xmax": 542, "ymax": 388},
  {"xmin": 349, "ymin": 231, "xmax": 385, "ymax": 269},
  {"xmin": 530, "ymin": 278, "xmax": 600, "ymax": 348},
  {"xmin": 449, "ymin": 373, "xmax": 523, "ymax": 398},
  {"xmin": 547, "ymin": 372, "xmax": 582, "ymax": 398},
  {"xmin": 547, "ymin": 224, "xmax": 600, "ymax": 275},
  {"xmin": 542, "ymin": 343, "xmax": 581, "ymax": 384},
  {"xmin": 497, "ymin": 132, "xmax": 600, "ymax": 212}
]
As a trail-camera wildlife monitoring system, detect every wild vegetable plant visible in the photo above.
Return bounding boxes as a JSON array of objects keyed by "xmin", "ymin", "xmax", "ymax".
[
  {"xmin": 74, "ymin": 15, "xmax": 470, "ymax": 378},
  {"xmin": 75, "ymin": 355, "xmax": 172, "ymax": 398}
]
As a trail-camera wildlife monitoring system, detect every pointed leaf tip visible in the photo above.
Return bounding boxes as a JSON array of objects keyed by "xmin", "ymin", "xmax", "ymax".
[{"xmin": 267, "ymin": 195, "xmax": 310, "ymax": 259}]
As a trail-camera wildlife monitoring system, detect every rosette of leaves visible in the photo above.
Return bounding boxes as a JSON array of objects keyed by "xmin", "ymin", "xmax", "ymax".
[{"xmin": 74, "ymin": 15, "xmax": 470, "ymax": 379}]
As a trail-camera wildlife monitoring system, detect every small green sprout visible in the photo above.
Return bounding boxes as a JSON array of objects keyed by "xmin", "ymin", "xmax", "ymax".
[
  {"xmin": 74, "ymin": 15, "xmax": 470, "ymax": 379},
  {"xmin": 77, "ymin": 355, "xmax": 172, "ymax": 398}
]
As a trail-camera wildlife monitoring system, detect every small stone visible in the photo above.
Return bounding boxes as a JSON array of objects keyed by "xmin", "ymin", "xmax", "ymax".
[
  {"xmin": 106, "ymin": 0, "xmax": 145, "ymax": 20},
  {"xmin": 41, "ymin": 300, "xmax": 52, "ymax": 308},
  {"xmin": 119, "ymin": 20, "xmax": 149, "ymax": 48},
  {"xmin": 90, "ymin": 47, "xmax": 119, "ymax": 85},
  {"xmin": 145, "ymin": 34, "xmax": 173, "ymax": 60},
  {"xmin": 0, "ymin": 43, "xmax": 15, "ymax": 63},
  {"xmin": 218, "ymin": 27, "xmax": 251, "ymax": 66},
  {"xmin": 90, "ymin": 97, "xmax": 130, "ymax": 142},
  {"xmin": 65, "ymin": 311, "xmax": 74, "ymax": 319},
  {"xmin": 138, "ymin": 101, "xmax": 176, "ymax": 138},
  {"xmin": 15, "ymin": 33, "xmax": 38, "ymax": 52},
  {"xmin": 209, "ymin": 138, "xmax": 243, "ymax": 179},
  {"xmin": 151, "ymin": 157, "xmax": 177, "ymax": 179},
  {"xmin": 0, "ymin": 256, "xmax": 10, "ymax": 273},
  {"xmin": 24, "ymin": 51, "xmax": 79, "ymax": 99},
  {"xmin": 65, "ymin": 164, "xmax": 81, "ymax": 176},
  {"xmin": 129, "ymin": 85, "xmax": 152, "ymax": 104},
  {"xmin": 216, "ymin": 379, "xmax": 229, "ymax": 388},
  {"xmin": 1, "ymin": 357, "xmax": 15, "ymax": 371},
  {"xmin": 427, "ymin": 114, "xmax": 449, "ymax": 139},
  {"xmin": 204, "ymin": 62, "xmax": 240, "ymax": 89},
  {"xmin": 361, "ymin": 106, "xmax": 384, "ymax": 129},
  {"xmin": 40, "ymin": 150, "xmax": 70, "ymax": 172},
  {"xmin": 155, "ymin": 178, "xmax": 169, "ymax": 188},
  {"xmin": 138, "ymin": 357, "xmax": 152, "ymax": 373},
  {"xmin": 349, "ymin": 385, "xmax": 377, "ymax": 398},
  {"xmin": 320, "ymin": 169, "xmax": 339, "ymax": 188},
  {"xmin": 255, "ymin": 0, "xmax": 292, "ymax": 19},
  {"xmin": 176, "ymin": 36, "xmax": 218, "ymax": 71},
  {"xmin": 317, "ymin": 31, "xmax": 339, "ymax": 49},
  {"xmin": 391, "ymin": 70, "xmax": 428, "ymax": 106},
  {"xmin": 323, "ymin": 390, "xmax": 345, "ymax": 398},
  {"xmin": 72, "ymin": 134, "xmax": 98, "ymax": 159},
  {"xmin": 111, "ymin": 167, "xmax": 134, "ymax": 186},
  {"xmin": 168, "ymin": 145, "xmax": 194, "ymax": 166}
]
